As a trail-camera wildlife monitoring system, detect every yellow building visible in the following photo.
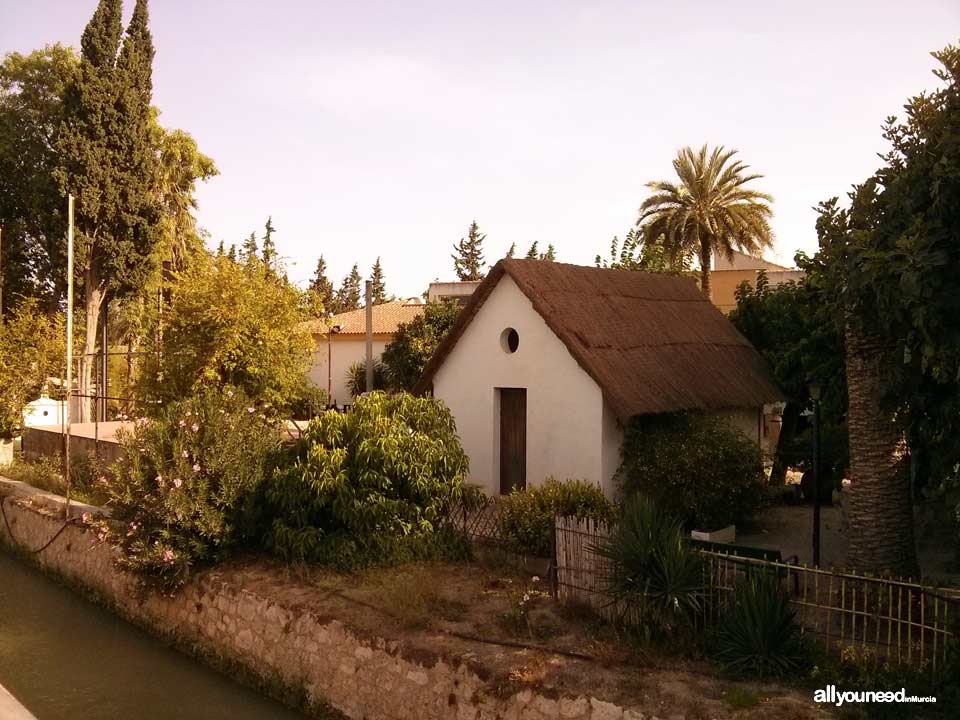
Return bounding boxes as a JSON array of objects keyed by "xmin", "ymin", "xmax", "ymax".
[{"xmin": 708, "ymin": 250, "xmax": 804, "ymax": 314}]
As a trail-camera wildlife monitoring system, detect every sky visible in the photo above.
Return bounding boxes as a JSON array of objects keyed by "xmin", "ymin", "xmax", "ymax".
[{"xmin": 2, "ymin": 1, "xmax": 958, "ymax": 298}]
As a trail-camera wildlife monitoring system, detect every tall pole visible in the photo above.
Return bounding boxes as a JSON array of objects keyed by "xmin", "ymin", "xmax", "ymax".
[
  {"xmin": 364, "ymin": 280, "xmax": 373, "ymax": 394},
  {"xmin": 0, "ymin": 226, "xmax": 4, "ymax": 320},
  {"xmin": 64, "ymin": 195, "xmax": 75, "ymax": 519},
  {"xmin": 327, "ymin": 331, "xmax": 333, "ymax": 405},
  {"xmin": 99, "ymin": 299, "xmax": 108, "ymax": 423},
  {"xmin": 812, "ymin": 395, "xmax": 822, "ymax": 567}
]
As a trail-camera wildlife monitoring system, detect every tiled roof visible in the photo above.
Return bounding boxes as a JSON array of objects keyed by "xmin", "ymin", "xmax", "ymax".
[
  {"xmin": 301, "ymin": 301, "xmax": 424, "ymax": 336},
  {"xmin": 415, "ymin": 259, "xmax": 784, "ymax": 419}
]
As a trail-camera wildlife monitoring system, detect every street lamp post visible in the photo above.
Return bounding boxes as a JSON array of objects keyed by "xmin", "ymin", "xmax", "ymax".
[
  {"xmin": 808, "ymin": 380, "xmax": 823, "ymax": 567},
  {"xmin": 327, "ymin": 324, "xmax": 342, "ymax": 407}
]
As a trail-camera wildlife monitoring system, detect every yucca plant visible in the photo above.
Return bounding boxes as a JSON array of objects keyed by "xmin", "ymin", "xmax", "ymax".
[
  {"xmin": 710, "ymin": 571, "xmax": 805, "ymax": 678},
  {"xmin": 593, "ymin": 495, "xmax": 704, "ymax": 637},
  {"xmin": 345, "ymin": 360, "xmax": 388, "ymax": 397}
]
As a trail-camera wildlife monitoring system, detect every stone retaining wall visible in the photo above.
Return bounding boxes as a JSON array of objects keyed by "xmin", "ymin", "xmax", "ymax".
[{"xmin": 0, "ymin": 484, "xmax": 646, "ymax": 720}]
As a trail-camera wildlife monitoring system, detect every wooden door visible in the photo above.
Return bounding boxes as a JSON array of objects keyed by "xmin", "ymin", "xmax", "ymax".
[{"xmin": 499, "ymin": 388, "xmax": 527, "ymax": 494}]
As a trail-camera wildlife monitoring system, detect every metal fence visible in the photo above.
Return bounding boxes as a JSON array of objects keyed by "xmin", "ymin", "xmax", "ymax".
[{"xmin": 554, "ymin": 515, "xmax": 960, "ymax": 670}]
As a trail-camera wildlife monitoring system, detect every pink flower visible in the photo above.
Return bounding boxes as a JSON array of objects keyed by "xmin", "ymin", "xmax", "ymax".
[
  {"xmin": 178, "ymin": 419, "xmax": 186, "ymax": 427},
  {"xmin": 162, "ymin": 549, "xmax": 175, "ymax": 564},
  {"xmin": 173, "ymin": 478, "xmax": 183, "ymax": 488},
  {"xmin": 156, "ymin": 476, "xmax": 165, "ymax": 488},
  {"xmin": 192, "ymin": 463, "xmax": 201, "ymax": 473},
  {"xmin": 226, "ymin": 390, "xmax": 234, "ymax": 398},
  {"xmin": 181, "ymin": 450, "xmax": 189, "ymax": 458},
  {"xmin": 191, "ymin": 423, "xmax": 199, "ymax": 432},
  {"xmin": 247, "ymin": 407, "xmax": 255, "ymax": 413},
  {"xmin": 81, "ymin": 512, "xmax": 91, "ymax": 524},
  {"xmin": 96, "ymin": 475, "xmax": 109, "ymax": 486}
]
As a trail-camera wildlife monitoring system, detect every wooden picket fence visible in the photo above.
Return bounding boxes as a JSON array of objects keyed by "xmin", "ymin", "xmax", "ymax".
[{"xmin": 554, "ymin": 515, "xmax": 960, "ymax": 670}]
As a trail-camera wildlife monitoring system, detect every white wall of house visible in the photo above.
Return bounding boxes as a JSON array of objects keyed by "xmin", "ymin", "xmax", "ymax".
[
  {"xmin": 433, "ymin": 275, "xmax": 618, "ymax": 496},
  {"xmin": 307, "ymin": 337, "xmax": 390, "ymax": 407}
]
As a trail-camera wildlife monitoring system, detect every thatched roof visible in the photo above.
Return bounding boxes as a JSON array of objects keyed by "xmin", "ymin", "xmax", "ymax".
[{"xmin": 415, "ymin": 259, "xmax": 783, "ymax": 420}]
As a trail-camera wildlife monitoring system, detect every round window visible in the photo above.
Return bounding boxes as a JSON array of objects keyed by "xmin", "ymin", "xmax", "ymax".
[{"xmin": 500, "ymin": 327, "xmax": 519, "ymax": 354}]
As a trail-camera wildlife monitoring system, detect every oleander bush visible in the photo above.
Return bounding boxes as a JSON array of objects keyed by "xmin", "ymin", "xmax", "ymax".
[
  {"xmin": 264, "ymin": 391, "xmax": 470, "ymax": 569},
  {"xmin": 498, "ymin": 478, "xmax": 614, "ymax": 558},
  {"xmin": 618, "ymin": 412, "xmax": 764, "ymax": 531},
  {"xmin": 104, "ymin": 387, "xmax": 279, "ymax": 589}
]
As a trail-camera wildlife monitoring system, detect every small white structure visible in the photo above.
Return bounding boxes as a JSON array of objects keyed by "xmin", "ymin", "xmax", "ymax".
[
  {"xmin": 22, "ymin": 394, "xmax": 69, "ymax": 428},
  {"xmin": 303, "ymin": 301, "xmax": 424, "ymax": 407},
  {"xmin": 427, "ymin": 280, "xmax": 482, "ymax": 304},
  {"xmin": 416, "ymin": 259, "xmax": 783, "ymax": 498}
]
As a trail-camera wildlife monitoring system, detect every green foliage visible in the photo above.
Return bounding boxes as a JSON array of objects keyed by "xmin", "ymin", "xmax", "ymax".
[
  {"xmin": 618, "ymin": 412, "xmax": 764, "ymax": 531},
  {"xmin": 0, "ymin": 44, "xmax": 78, "ymax": 312},
  {"xmin": 104, "ymin": 387, "xmax": 278, "ymax": 589},
  {"xmin": 286, "ymin": 384, "xmax": 328, "ymax": 420},
  {"xmin": 345, "ymin": 359, "xmax": 387, "ymax": 397},
  {"xmin": 709, "ymin": 571, "xmax": 805, "ymax": 679},
  {"xmin": 729, "ymin": 270, "xmax": 847, "ymax": 483},
  {"xmin": 593, "ymin": 496, "xmax": 704, "ymax": 637},
  {"xmin": 264, "ymin": 392, "xmax": 470, "ymax": 569},
  {"xmin": 498, "ymin": 478, "xmax": 614, "ymax": 558},
  {"xmin": 381, "ymin": 299, "xmax": 462, "ymax": 391},
  {"xmin": 0, "ymin": 299, "xmax": 65, "ymax": 438},
  {"xmin": 136, "ymin": 253, "xmax": 313, "ymax": 413},
  {"xmin": 637, "ymin": 144, "xmax": 773, "ymax": 297},
  {"xmin": 451, "ymin": 221, "xmax": 486, "ymax": 281},
  {"xmin": 595, "ymin": 228, "xmax": 690, "ymax": 274}
]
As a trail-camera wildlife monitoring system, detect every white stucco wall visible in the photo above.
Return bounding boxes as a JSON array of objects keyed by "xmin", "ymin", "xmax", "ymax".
[
  {"xmin": 432, "ymin": 275, "xmax": 619, "ymax": 496},
  {"xmin": 713, "ymin": 407, "xmax": 763, "ymax": 448},
  {"xmin": 307, "ymin": 337, "xmax": 390, "ymax": 407}
]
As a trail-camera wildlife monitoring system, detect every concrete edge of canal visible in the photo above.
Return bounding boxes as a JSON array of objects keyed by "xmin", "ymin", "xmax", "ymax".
[{"xmin": 0, "ymin": 682, "xmax": 39, "ymax": 720}]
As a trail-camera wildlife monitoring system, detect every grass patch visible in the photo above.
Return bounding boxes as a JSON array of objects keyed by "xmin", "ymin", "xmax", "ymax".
[
  {"xmin": 371, "ymin": 565, "xmax": 468, "ymax": 629},
  {"xmin": 1, "ymin": 454, "xmax": 109, "ymax": 506},
  {"xmin": 724, "ymin": 686, "xmax": 762, "ymax": 711}
]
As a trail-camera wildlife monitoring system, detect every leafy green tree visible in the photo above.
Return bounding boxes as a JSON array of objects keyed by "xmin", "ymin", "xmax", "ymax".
[
  {"xmin": 809, "ymin": 45, "xmax": 960, "ymax": 576},
  {"xmin": 333, "ymin": 263, "xmax": 362, "ymax": 313},
  {"xmin": 451, "ymin": 221, "xmax": 485, "ymax": 280},
  {"xmin": 136, "ymin": 252, "xmax": 313, "ymax": 412},
  {"xmin": 525, "ymin": 241, "xmax": 539, "ymax": 259},
  {"xmin": 0, "ymin": 299, "xmax": 65, "ymax": 438},
  {"xmin": 370, "ymin": 256, "xmax": 387, "ymax": 304},
  {"xmin": 56, "ymin": 0, "xmax": 162, "ymax": 420},
  {"xmin": 637, "ymin": 145, "xmax": 774, "ymax": 299},
  {"xmin": 0, "ymin": 44, "xmax": 78, "ymax": 314},
  {"xmin": 729, "ymin": 270, "xmax": 847, "ymax": 486},
  {"xmin": 381, "ymin": 300, "xmax": 462, "ymax": 391}
]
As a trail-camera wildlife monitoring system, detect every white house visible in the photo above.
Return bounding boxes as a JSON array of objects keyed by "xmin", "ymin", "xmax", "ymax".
[
  {"xmin": 415, "ymin": 259, "xmax": 784, "ymax": 498},
  {"xmin": 304, "ymin": 300, "xmax": 423, "ymax": 407}
]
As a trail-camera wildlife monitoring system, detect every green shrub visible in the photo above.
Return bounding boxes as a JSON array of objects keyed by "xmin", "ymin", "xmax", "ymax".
[
  {"xmin": 287, "ymin": 383, "xmax": 327, "ymax": 419},
  {"xmin": 593, "ymin": 495, "xmax": 704, "ymax": 638},
  {"xmin": 710, "ymin": 571, "xmax": 806, "ymax": 679},
  {"xmin": 618, "ymin": 412, "xmax": 764, "ymax": 530},
  {"xmin": 264, "ymin": 391, "xmax": 470, "ymax": 569},
  {"xmin": 104, "ymin": 387, "xmax": 278, "ymax": 590},
  {"xmin": 498, "ymin": 478, "xmax": 614, "ymax": 558}
]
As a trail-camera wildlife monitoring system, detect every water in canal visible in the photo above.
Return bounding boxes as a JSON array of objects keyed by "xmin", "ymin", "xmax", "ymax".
[{"xmin": 0, "ymin": 551, "xmax": 308, "ymax": 719}]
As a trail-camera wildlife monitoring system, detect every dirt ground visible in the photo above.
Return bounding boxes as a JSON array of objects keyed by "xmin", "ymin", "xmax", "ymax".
[
  {"xmin": 739, "ymin": 489, "xmax": 960, "ymax": 586},
  {"xmin": 213, "ymin": 555, "xmax": 830, "ymax": 720}
]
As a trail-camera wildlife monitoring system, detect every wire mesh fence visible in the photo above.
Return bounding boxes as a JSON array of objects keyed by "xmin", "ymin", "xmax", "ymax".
[{"xmin": 554, "ymin": 515, "xmax": 960, "ymax": 670}]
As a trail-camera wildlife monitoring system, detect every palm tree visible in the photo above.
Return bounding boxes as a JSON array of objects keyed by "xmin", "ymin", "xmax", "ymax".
[{"xmin": 637, "ymin": 145, "xmax": 774, "ymax": 299}]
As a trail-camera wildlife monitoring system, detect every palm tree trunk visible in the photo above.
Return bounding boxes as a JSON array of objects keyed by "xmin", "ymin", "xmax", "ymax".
[
  {"xmin": 699, "ymin": 243, "xmax": 712, "ymax": 299},
  {"xmin": 844, "ymin": 320, "xmax": 919, "ymax": 577}
]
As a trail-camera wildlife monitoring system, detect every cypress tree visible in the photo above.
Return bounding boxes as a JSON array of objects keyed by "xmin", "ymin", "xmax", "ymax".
[
  {"xmin": 262, "ymin": 216, "xmax": 276, "ymax": 269},
  {"xmin": 370, "ymin": 257, "xmax": 387, "ymax": 304},
  {"xmin": 241, "ymin": 231, "xmax": 258, "ymax": 262},
  {"xmin": 56, "ymin": 0, "xmax": 161, "ymax": 420},
  {"xmin": 541, "ymin": 244, "xmax": 557, "ymax": 261},
  {"xmin": 451, "ymin": 221, "xmax": 485, "ymax": 280},
  {"xmin": 308, "ymin": 255, "xmax": 334, "ymax": 312},
  {"xmin": 505, "ymin": 242, "xmax": 516, "ymax": 259},
  {"xmin": 525, "ymin": 241, "xmax": 539, "ymax": 259},
  {"xmin": 334, "ymin": 264, "xmax": 362, "ymax": 313}
]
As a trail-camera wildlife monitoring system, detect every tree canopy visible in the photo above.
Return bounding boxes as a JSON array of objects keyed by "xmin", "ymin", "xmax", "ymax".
[
  {"xmin": 381, "ymin": 300, "xmax": 462, "ymax": 391},
  {"xmin": 451, "ymin": 221, "xmax": 485, "ymax": 280}
]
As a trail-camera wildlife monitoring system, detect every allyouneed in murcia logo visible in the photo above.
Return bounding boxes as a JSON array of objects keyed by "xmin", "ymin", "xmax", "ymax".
[{"xmin": 814, "ymin": 685, "xmax": 937, "ymax": 707}]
